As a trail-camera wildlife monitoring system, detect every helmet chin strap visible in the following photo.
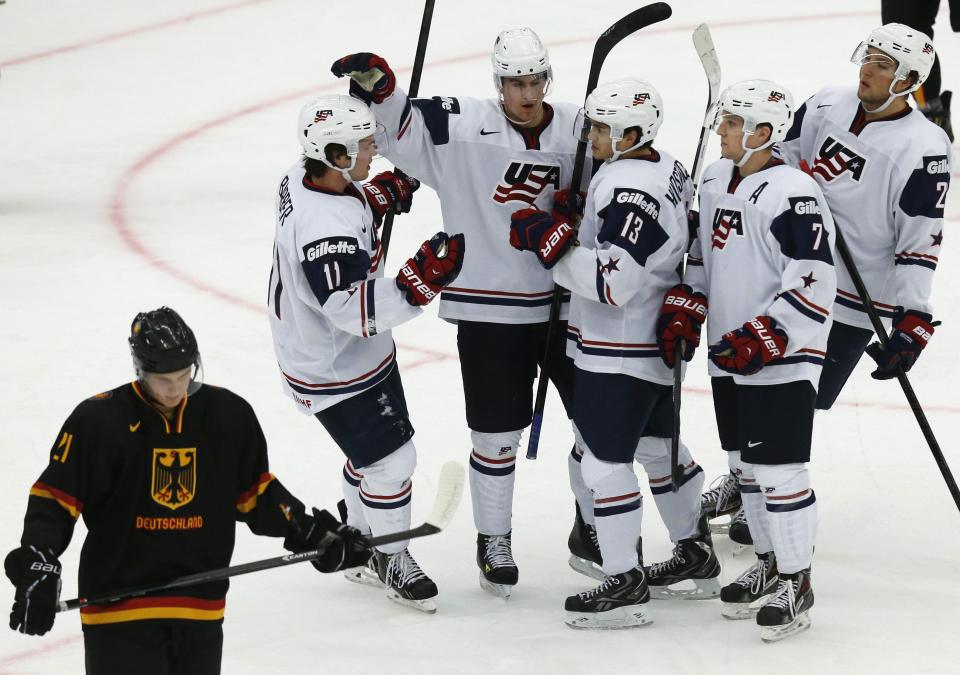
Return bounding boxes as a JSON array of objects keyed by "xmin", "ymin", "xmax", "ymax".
[
  {"xmin": 862, "ymin": 76, "xmax": 912, "ymax": 115},
  {"xmin": 734, "ymin": 136, "xmax": 774, "ymax": 168}
]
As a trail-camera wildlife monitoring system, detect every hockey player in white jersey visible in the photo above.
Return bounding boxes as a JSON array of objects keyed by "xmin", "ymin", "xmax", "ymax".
[
  {"xmin": 509, "ymin": 79, "xmax": 717, "ymax": 628},
  {"xmin": 331, "ymin": 29, "xmax": 586, "ymax": 598},
  {"xmin": 668, "ymin": 80, "xmax": 837, "ymax": 642},
  {"xmin": 778, "ymin": 23, "xmax": 949, "ymax": 410},
  {"xmin": 267, "ymin": 95, "xmax": 465, "ymax": 613}
]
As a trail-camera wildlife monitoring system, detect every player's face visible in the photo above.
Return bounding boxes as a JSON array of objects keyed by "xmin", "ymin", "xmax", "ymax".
[
  {"xmin": 715, "ymin": 113, "xmax": 746, "ymax": 162},
  {"xmin": 587, "ymin": 121, "xmax": 614, "ymax": 160},
  {"xmin": 500, "ymin": 74, "xmax": 547, "ymax": 126},
  {"xmin": 348, "ymin": 135, "xmax": 378, "ymax": 181},
  {"xmin": 142, "ymin": 366, "xmax": 192, "ymax": 411},
  {"xmin": 857, "ymin": 47, "xmax": 903, "ymax": 108}
]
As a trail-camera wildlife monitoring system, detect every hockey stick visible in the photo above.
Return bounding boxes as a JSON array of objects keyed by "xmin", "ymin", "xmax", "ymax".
[
  {"xmin": 832, "ymin": 231, "xmax": 960, "ymax": 513},
  {"xmin": 378, "ymin": 0, "xmax": 436, "ymax": 263},
  {"xmin": 671, "ymin": 23, "xmax": 721, "ymax": 492},
  {"xmin": 57, "ymin": 461, "xmax": 465, "ymax": 612},
  {"xmin": 526, "ymin": 2, "xmax": 674, "ymax": 460}
]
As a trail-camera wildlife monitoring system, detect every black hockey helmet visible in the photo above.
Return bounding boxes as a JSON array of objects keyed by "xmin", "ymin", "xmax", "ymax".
[{"xmin": 129, "ymin": 306, "xmax": 200, "ymax": 374}]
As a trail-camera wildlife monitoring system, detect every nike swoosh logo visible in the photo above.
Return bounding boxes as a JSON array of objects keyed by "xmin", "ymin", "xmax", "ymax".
[
  {"xmin": 129, "ymin": 421, "xmax": 141, "ymax": 432},
  {"xmin": 816, "ymin": 104, "xmax": 832, "ymax": 109},
  {"xmin": 479, "ymin": 128, "xmax": 500, "ymax": 136},
  {"xmin": 703, "ymin": 178, "xmax": 717, "ymax": 184},
  {"xmin": 747, "ymin": 440, "xmax": 763, "ymax": 447}
]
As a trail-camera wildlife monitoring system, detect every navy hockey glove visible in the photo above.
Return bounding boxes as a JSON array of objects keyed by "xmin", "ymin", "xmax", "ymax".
[
  {"xmin": 4, "ymin": 545, "xmax": 61, "ymax": 636},
  {"xmin": 284, "ymin": 508, "xmax": 371, "ymax": 573},
  {"xmin": 551, "ymin": 189, "xmax": 586, "ymax": 225},
  {"xmin": 865, "ymin": 308, "xmax": 937, "ymax": 380},
  {"xmin": 396, "ymin": 232, "xmax": 465, "ymax": 306},
  {"xmin": 362, "ymin": 170, "xmax": 420, "ymax": 221},
  {"xmin": 330, "ymin": 53, "xmax": 396, "ymax": 105},
  {"xmin": 509, "ymin": 208, "xmax": 576, "ymax": 269},
  {"xmin": 709, "ymin": 316, "xmax": 788, "ymax": 375},
  {"xmin": 657, "ymin": 284, "xmax": 708, "ymax": 368}
]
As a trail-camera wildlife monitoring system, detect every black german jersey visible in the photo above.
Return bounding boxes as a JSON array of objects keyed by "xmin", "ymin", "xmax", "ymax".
[{"xmin": 18, "ymin": 382, "xmax": 304, "ymax": 626}]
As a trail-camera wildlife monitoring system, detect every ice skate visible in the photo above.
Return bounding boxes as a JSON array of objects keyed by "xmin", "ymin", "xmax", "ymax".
[
  {"xmin": 343, "ymin": 553, "xmax": 385, "ymax": 588},
  {"xmin": 646, "ymin": 532, "xmax": 721, "ymax": 600},
  {"xmin": 720, "ymin": 551, "xmax": 778, "ymax": 620},
  {"xmin": 564, "ymin": 565, "xmax": 652, "ymax": 630},
  {"xmin": 477, "ymin": 532, "xmax": 518, "ymax": 599},
  {"xmin": 757, "ymin": 568, "xmax": 814, "ymax": 642},
  {"xmin": 700, "ymin": 472, "xmax": 741, "ymax": 535},
  {"xmin": 567, "ymin": 502, "xmax": 604, "ymax": 581},
  {"xmin": 728, "ymin": 507, "xmax": 753, "ymax": 556},
  {"xmin": 376, "ymin": 548, "xmax": 438, "ymax": 613}
]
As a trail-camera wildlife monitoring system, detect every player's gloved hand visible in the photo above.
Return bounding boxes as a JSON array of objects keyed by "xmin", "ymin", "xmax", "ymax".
[
  {"xmin": 865, "ymin": 308, "xmax": 938, "ymax": 380},
  {"xmin": 396, "ymin": 232, "xmax": 465, "ymax": 306},
  {"xmin": 284, "ymin": 508, "xmax": 371, "ymax": 573},
  {"xmin": 551, "ymin": 189, "xmax": 586, "ymax": 225},
  {"xmin": 657, "ymin": 284, "xmax": 708, "ymax": 368},
  {"xmin": 330, "ymin": 53, "xmax": 396, "ymax": 105},
  {"xmin": 362, "ymin": 170, "xmax": 421, "ymax": 221},
  {"xmin": 709, "ymin": 316, "xmax": 788, "ymax": 375},
  {"xmin": 509, "ymin": 208, "xmax": 576, "ymax": 269},
  {"xmin": 4, "ymin": 545, "xmax": 62, "ymax": 635},
  {"xmin": 686, "ymin": 210, "xmax": 700, "ymax": 247}
]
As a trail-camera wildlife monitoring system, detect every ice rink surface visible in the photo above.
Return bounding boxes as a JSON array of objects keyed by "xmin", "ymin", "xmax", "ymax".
[{"xmin": 1, "ymin": 0, "xmax": 959, "ymax": 672}]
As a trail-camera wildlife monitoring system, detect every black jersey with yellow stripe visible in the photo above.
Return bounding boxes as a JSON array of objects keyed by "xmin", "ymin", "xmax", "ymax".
[{"xmin": 20, "ymin": 382, "xmax": 304, "ymax": 626}]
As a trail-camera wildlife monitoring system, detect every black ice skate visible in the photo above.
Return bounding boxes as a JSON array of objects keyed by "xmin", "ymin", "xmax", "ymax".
[
  {"xmin": 720, "ymin": 551, "xmax": 778, "ymax": 620},
  {"xmin": 646, "ymin": 532, "xmax": 721, "ymax": 600},
  {"xmin": 700, "ymin": 472, "xmax": 741, "ymax": 535},
  {"xmin": 564, "ymin": 565, "xmax": 652, "ymax": 630},
  {"xmin": 375, "ymin": 548, "xmax": 438, "ymax": 613},
  {"xmin": 728, "ymin": 507, "xmax": 753, "ymax": 555},
  {"xmin": 757, "ymin": 568, "xmax": 814, "ymax": 642},
  {"xmin": 477, "ymin": 532, "xmax": 518, "ymax": 599},
  {"xmin": 344, "ymin": 552, "xmax": 385, "ymax": 588},
  {"xmin": 567, "ymin": 502, "xmax": 604, "ymax": 581}
]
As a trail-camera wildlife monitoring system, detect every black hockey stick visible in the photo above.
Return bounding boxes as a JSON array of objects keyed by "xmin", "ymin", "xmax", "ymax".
[
  {"xmin": 833, "ymin": 230, "xmax": 960, "ymax": 513},
  {"xmin": 379, "ymin": 0, "xmax": 436, "ymax": 263},
  {"xmin": 57, "ymin": 462, "xmax": 464, "ymax": 612},
  {"xmin": 526, "ymin": 2, "xmax": 674, "ymax": 460},
  {"xmin": 671, "ymin": 24, "xmax": 721, "ymax": 492}
]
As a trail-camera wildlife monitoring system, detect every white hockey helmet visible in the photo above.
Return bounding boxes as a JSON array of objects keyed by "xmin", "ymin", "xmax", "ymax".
[
  {"xmin": 579, "ymin": 79, "xmax": 664, "ymax": 161},
  {"xmin": 298, "ymin": 95, "xmax": 378, "ymax": 178},
  {"xmin": 492, "ymin": 28, "xmax": 553, "ymax": 98},
  {"xmin": 851, "ymin": 23, "xmax": 935, "ymax": 110},
  {"xmin": 711, "ymin": 79, "xmax": 794, "ymax": 167}
]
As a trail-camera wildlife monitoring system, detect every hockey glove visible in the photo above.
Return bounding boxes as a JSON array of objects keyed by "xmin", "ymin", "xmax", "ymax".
[
  {"xmin": 657, "ymin": 284, "xmax": 708, "ymax": 368},
  {"xmin": 362, "ymin": 170, "xmax": 420, "ymax": 221},
  {"xmin": 396, "ymin": 232, "xmax": 465, "ymax": 306},
  {"xmin": 709, "ymin": 316, "xmax": 788, "ymax": 375},
  {"xmin": 4, "ymin": 545, "xmax": 61, "ymax": 636},
  {"xmin": 509, "ymin": 208, "xmax": 576, "ymax": 269},
  {"xmin": 284, "ymin": 508, "xmax": 371, "ymax": 573},
  {"xmin": 330, "ymin": 53, "xmax": 396, "ymax": 105},
  {"xmin": 551, "ymin": 189, "xmax": 586, "ymax": 225},
  {"xmin": 865, "ymin": 308, "xmax": 937, "ymax": 380}
]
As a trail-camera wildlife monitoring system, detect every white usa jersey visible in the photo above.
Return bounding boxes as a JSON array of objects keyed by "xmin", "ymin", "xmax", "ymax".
[
  {"xmin": 686, "ymin": 159, "xmax": 837, "ymax": 387},
  {"xmin": 373, "ymin": 88, "xmax": 587, "ymax": 323},
  {"xmin": 267, "ymin": 163, "xmax": 420, "ymax": 414},
  {"xmin": 777, "ymin": 86, "xmax": 950, "ymax": 329},
  {"xmin": 551, "ymin": 151, "xmax": 692, "ymax": 385}
]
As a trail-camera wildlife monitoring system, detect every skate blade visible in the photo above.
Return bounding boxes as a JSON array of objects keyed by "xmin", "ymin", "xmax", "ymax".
[
  {"xmin": 478, "ymin": 574, "xmax": 513, "ymax": 600},
  {"xmin": 730, "ymin": 542, "xmax": 752, "ymax": 557},
  {"xmin": 567, "ymin": 555, "xmax": 606, "ymax": 581},
  {"xmin": 649, "ymin": 577, "xmax": 720, "ymax": 601},
  {"xmin": 385, "ymin": 589, "xmax": 437, "ymax": 614},
  {"xmin": 343, "ymin": 566, "xmax": 385, "ymax": 588},
  {"xmin": 709, "ymin": 519, "xmax": 732, "ymax": 535},
  {"xmin": 721, "ymin": 595, "xmax": 773, "ymax": 620},
  {"xmin": 760, "ymin": 612, "xmax": 812, "ymax": 642},
  {"xmin": 564, "ymin": 605, "xmax": 653, "ymax": 630}
]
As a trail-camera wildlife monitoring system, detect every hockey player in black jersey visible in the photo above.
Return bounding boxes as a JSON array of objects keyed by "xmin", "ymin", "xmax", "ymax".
[{"xmin": 4, "ymin": 307, "xmax": 368, "ymax": 675}]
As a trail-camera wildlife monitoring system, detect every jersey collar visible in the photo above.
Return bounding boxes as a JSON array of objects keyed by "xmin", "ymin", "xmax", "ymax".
[
  {"xmin": 302, "ymin": 175, "xmax": 365, "ymax": 204},
  {"xmin": 509, "ymin": 102, "xmax": 555, "ymax": 150}
]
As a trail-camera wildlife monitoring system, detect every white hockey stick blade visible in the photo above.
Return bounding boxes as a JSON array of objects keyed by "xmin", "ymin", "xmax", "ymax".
[
  {"xmin": 424, "ymin": 461, "xmax": 465, "ymax": 530},
  {"xmin": 692, "ymin": 24, "xmax": 721, "ymax": 107}
]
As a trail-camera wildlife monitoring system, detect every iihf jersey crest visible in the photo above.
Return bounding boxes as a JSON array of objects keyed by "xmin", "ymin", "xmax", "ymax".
[{"xmin": 151, "ymin": 448, "xmax": 197, "ymax": 510}]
